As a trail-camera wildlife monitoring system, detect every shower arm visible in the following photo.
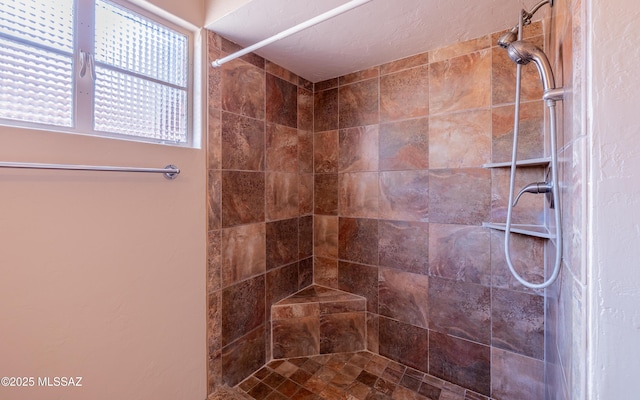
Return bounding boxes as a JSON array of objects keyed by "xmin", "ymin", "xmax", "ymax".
[
  {"xmin": 499, "ymin": 0, "xmax": 553, "ymax": 48},
  {"xmin": 522, "ymin": 0, "xmax": 553, "ymax": 25}
]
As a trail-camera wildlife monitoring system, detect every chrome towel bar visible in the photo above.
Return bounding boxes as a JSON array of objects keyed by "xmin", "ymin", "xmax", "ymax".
[{"xmin": 0, "ymin": 161, "xmax": 180, "ymax": 180}]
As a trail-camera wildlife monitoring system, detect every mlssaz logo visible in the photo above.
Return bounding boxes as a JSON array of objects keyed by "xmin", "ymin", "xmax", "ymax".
[{"xmin": 37, "ymin": 377, "xmax": 83, "ymax": 387}]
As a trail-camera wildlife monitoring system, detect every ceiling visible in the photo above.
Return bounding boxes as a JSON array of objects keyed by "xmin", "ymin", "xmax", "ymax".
[{"xmin": 206, "ymin": 0, "xmax": 537, "ymax": 83}]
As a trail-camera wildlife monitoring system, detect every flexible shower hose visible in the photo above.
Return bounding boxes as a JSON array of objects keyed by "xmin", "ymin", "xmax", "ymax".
[{"xmin": 503, "ymin": 12, "xmax": 563, "ymax": 290}]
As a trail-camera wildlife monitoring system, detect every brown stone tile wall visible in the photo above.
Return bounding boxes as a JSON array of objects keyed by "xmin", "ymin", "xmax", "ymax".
[
  {"xmin": 312, "ymin": 24, "xmax": 548, "ymax": 399},
  {"xmin": 207, "ymin": 18, "xmax": 556, "ymax": 400},
  {"xmin": 206, "ymin": 32, "xmax": 314, "ymax": 391}
]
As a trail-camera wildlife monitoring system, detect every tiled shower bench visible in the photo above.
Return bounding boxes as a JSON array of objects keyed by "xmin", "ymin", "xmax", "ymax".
[{"xmin": 271, "ymin": 285, "xmax": 367, "ymax": 359}]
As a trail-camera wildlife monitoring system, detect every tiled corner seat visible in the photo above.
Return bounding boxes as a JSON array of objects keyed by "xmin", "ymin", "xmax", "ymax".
[{"xmin": 271, "ymin": 285, "xmax": 366, "ymax": 359}]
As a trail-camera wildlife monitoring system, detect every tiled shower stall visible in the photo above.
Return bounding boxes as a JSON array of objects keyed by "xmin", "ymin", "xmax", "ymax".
[{"xmin": 206, "ymin": 0, "xmax": 585, "ymax": 398}]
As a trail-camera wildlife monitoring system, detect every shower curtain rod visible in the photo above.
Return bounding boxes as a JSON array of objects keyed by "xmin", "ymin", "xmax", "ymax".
[
  {"xmin": 211, "ymin": 0, "xmax": 374, "ymax": 67},
  {"xmin": 0, "ymin": 161, "xmax": 180, "ymax": 180}
]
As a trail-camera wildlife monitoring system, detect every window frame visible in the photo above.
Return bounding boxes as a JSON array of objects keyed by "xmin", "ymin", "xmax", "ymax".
[{"xmin": 0, "ymin": 0, "xmax": 195, "ymax": 147}]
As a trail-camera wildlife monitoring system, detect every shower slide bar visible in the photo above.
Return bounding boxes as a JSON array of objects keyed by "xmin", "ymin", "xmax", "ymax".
[
  {"xmin": 211, "ymin": 0, "xmax": 373, "ymax": 67},
  {"xmin": 495, "ymin": 0, "xmax": 563, "ymax": 290},
  {"xmin": 0, "ymin": 161, "xmax": 180, "ymax": 180}
]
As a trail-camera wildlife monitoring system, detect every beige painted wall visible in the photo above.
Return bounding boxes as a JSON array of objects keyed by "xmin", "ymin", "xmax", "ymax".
[
  {"xmin": 141, "ymin": 0, "xmax": 205, "ymax": 27},
  {"xmin": 0, "ymin": 1, "xmax": 207, "ymax": 400},
  {"xmin": 0, "ymin": 127, "xmax": 206, "ymax": 400},
  {"xmin": 203, "ymin": 0, "xmax": 251, "ymax": 27}
]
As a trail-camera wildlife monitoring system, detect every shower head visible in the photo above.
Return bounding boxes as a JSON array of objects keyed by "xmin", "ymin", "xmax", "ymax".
[
  {"xmin": 507, "ymin": 40, "xmax": 556, "ymax": 91},
  {"xmin": 497, "ymin": 26, "xmax": 519, "ymax": 49}
]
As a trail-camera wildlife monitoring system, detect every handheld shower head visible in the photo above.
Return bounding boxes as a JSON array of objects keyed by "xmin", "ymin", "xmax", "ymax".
[
  {"xmin": 507, "ymin": 40, "xmax": 555, "ymax": 91},
  {"xmin": 497, "ymin": 26, "xmax": 519, "ymax": 49}
]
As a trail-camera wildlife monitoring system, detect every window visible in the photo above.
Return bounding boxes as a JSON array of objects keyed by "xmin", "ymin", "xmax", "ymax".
[{"xmin": 0, "ymin": 0, "xmax": 192, "ymax": 145}]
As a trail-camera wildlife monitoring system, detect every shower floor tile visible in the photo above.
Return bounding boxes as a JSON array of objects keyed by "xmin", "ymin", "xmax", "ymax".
[{"xmin": 234, "ymin": 351, "xmax": 493, "ymax": 400}]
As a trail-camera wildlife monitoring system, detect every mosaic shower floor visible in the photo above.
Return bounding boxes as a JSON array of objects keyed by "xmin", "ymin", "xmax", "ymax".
[{"xmin": 234, "ymin": 351, "xmax": 493, "ymax": 400}]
